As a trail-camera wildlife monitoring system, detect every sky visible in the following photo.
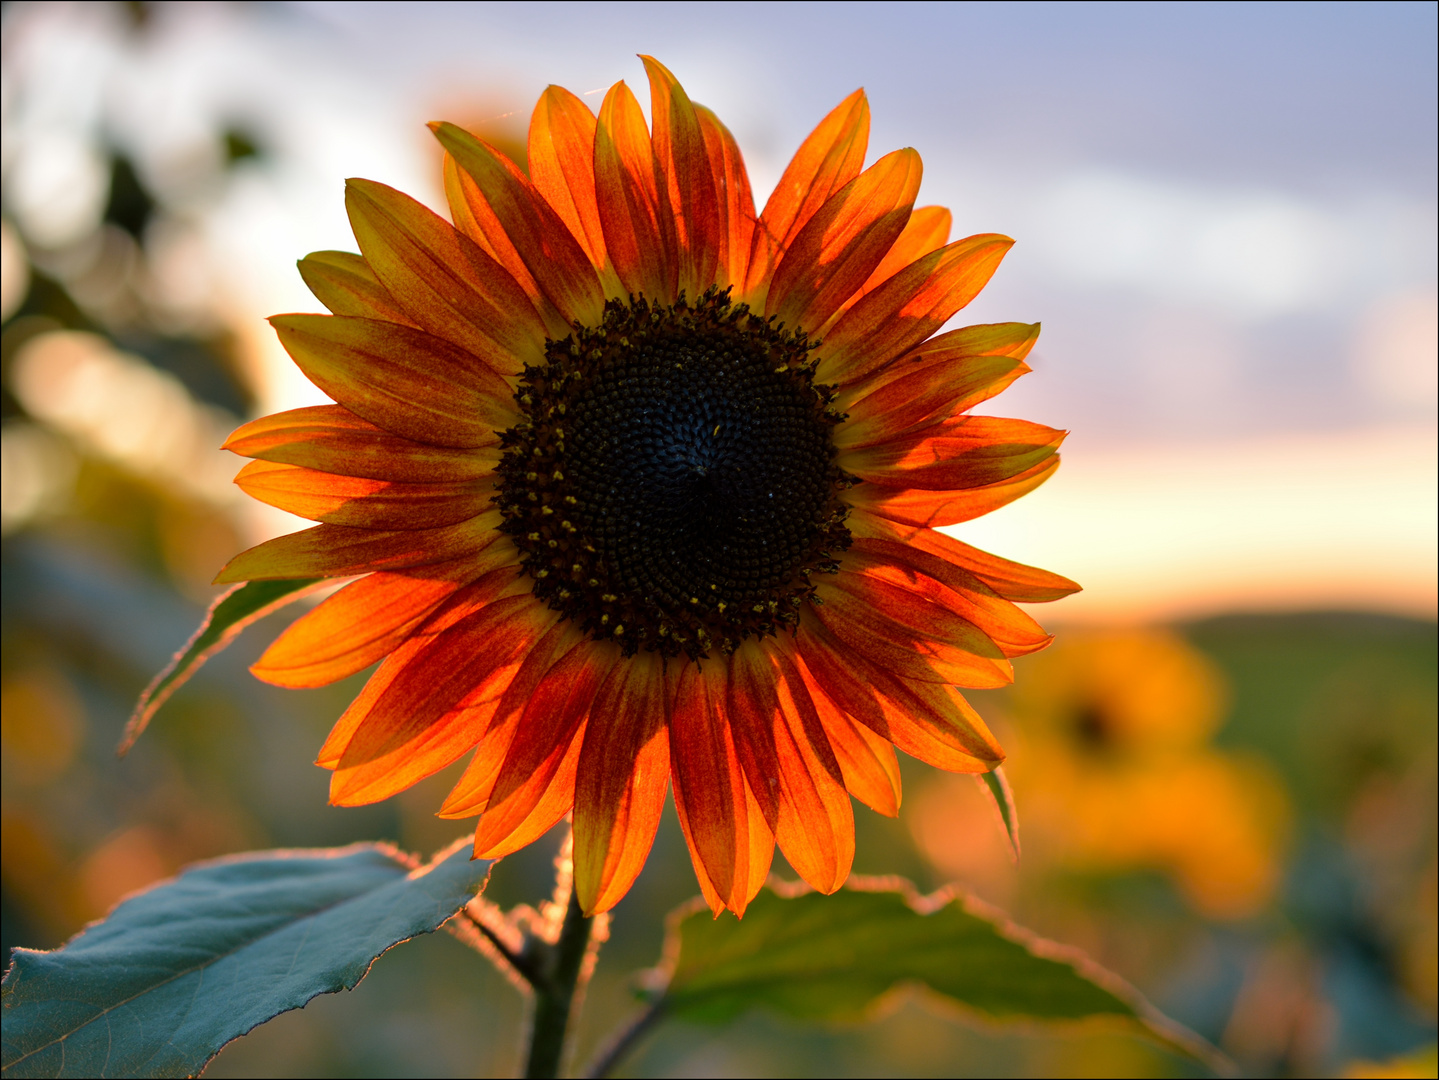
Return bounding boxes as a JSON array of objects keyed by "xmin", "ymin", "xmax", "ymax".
[{"xmin": 3, "ymin": 0, "xmax": 1435, "ymax": 621}]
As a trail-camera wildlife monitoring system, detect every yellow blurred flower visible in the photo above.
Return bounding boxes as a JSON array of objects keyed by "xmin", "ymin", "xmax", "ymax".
[{"xmin": 920, "ymin": 629, "xmax": 1290, "ymax": 919}]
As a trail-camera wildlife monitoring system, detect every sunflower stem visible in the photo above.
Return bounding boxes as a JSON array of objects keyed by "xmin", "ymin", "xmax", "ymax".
[{"xmin": 524, "ymin": 882, "xmax": 593, "ymax": 1079}]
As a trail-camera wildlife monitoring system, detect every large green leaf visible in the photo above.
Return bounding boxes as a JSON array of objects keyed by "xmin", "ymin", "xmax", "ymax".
[
  {"xmin": 1, "ymin": 840, "xmax": 493, "ymax": 1079},
  {"xmin": 120, "ymin": 577, "xmax": 320, "ymax": 753},
  {"xmin": 657, "ymin": 880, "xmax": 1226, "ymax": 1070}
]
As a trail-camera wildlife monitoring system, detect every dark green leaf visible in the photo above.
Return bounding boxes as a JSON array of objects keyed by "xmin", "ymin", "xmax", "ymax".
[
  {"xmin": 657, "ymin": 880, "xmax": 1227, "ymax": 1071},
  {"xmin": 120, "ymin": 578, "xmax": 320, "ymax": 753},
  {"xmin": 1, "ymin": 840, "xmax": 492, "ymax": 1079}
]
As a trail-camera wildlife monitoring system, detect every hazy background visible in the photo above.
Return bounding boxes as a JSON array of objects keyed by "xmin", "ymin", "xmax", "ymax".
[{"xmin": 1, "ymin": 3, "xmax": 1434, "ymax": 1077}]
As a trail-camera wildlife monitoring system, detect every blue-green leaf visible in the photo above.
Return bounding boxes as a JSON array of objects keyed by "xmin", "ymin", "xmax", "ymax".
[
  {"xmin": 120, "ymin": 577, "xmax": 320, "ymax": 753},
  {"xmin": 1, "ymin": 840, "xmax": 492, "ymax": 1079},
  {"xmin": 655, "ymin": 880, "xmax": 1227, "ymax": 1071}
]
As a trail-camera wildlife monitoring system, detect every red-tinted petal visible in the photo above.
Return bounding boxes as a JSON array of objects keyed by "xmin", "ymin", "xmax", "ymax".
[
  {"xmin": 225, "ymin": 405, "xmax": 499, "ymax": 482},
  {"xmin": 328, "ymin": 589, "xmax": 551, "ymax": 805},
  {"xmin": 769, "ymin": 646, "xmax": 854, "ymax": 893},
  {"xmin": 814, "ymin": 569, "xmax": 1012, "ymax": 687},
  {"xmin": 844, "ymin": 541, "xmax": 1052, "ymax": 658},
  {"xmin": 799, "ymin": 667, "xmax": 902, "ymax": 817},
  {"xmin": 345, "ymin": 178, "xmax": 546, "ymax": 370},
  {"xmin": 842, "ymin": 416, "xmax": 1065, "ymax": 491},
  {"xmin": 415, "ymin": 616, "xmax": 582, "ymax": 830},
  {"xmin": 214, "ymin": 511, "xmax": 506, "ymax": 583},
  {"xmin": 670, "ymin": 659, "xmax": 752, "ymax": 913},
  {"xmin": 471, "ymin": 724, "xmax": 585, "ymax": 861},
  {"xmin": 234, "ymin": 459, "xmax": 491, "ymax": 530},
  {"xmin": 431, "ymin": 122, "xmax": 605, "ymax": 328},
  {"xmin": 795, "ymin": 614, "xmax": 1004, "ymax": 772},
  {"xmin": 817, "ymin": 233, "xmax": 1013, "ymax": 385},
  {"xmin": 746, "ymin": 89, "xmax": 869, "ymax": 304},
  {"xmin": 836, "ymin": 354, "xmax": 1031, "ymax": 451},
  {"xmin": 269, "ymin": 314, "xmax": 516, "ymax": 448},
  {"xmin": 453, "ymin": 637, "xmax": 616, "ymax": 828},
  {"xmin": 297, "ymin": 250, "xmax": 417, "ymax": 325},
  {"xmin": 642, "ymin": 56, "xmax": 721, "ymax": 302},
  {"xmin": 731, "ymin": 646, "xmax": 852, "ymax": 894},
  {"xmin": 695, "ymin": 104, "xmax": 757, "ymax": 293},
  {"xmin": 573, "ymin": 653, "xmax": 671, "ymax": 914},
  {"xmin": 766, "ymin": 149, "xmax": 922, "ymax": 330},
  {"xmin": 845, "ymin": 455, "xmax": 1061, "ymax": 528},
  {"xmin": 527, "ymin": 86, "xmax": 614, "ymax": 286},
  {"xmin": 252, "ymin": 557, "xmax": 492, "ymax": 688},
  {"xmin": 836, "ymin": 205, "xmax": 951, "ymax": 317},
  {"xmin": 594, "ymin": 81, "xmax": 674, "ymax": 303}
]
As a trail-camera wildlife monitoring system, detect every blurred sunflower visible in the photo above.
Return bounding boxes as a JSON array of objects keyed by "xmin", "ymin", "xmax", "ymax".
[
  {"xmin": 218, "ymin": 58, "xmax": 1077, "ymax": 916},
  {"xmin": 999, "ymin": 630, "xmax": 1288, "ymax": 918}
]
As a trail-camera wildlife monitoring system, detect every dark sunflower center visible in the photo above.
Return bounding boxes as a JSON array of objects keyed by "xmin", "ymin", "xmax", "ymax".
[{"xmin": 496, "ymin": 287, "xmax": 852, "ymax": 659}]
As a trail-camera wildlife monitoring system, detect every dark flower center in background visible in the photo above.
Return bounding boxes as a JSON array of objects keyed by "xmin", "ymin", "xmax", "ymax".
[{"xmin": 497, "ymin": 288, "xmax": 853, "ymax": 659}]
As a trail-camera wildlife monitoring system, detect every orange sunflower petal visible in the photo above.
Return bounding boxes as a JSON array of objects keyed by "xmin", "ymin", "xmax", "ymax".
[
  {"xmin": 457, "ymin": 639, "xmax": 617, "ymax": 843},
  {"xmin": 315, "ymin": 566, "xmax": 521, "ymax": 767},
  {"xmin": 695, "ymin": 104, "xmax": 757, "ymax": 292},
  {"xmin": 842, "ymin": 416, "xmax": 1065, "ymax": 490},
  {"xmin": 573, "ymin": 653, "xmax": 671, "ymax": 915},
  {"xmin": 769, "ymin": 646, "xmax": 854, "ymax": 893},
  {"xmin": 835, "ymin": 353, "xmax": 1031, "ymax": 450},
  {"xmin": 745, "ymin": 88, "xmax": 869, "ymax": 303},
  {"xmin": 214, "ymin": 511, "xmax": 503, "ymax": 583},
  {"xmin": 252, "ymin": 557, "xmax": 490, "ymax": 688},
  {"xmin": 906, "ymin": 320, "xmax": 1044, "ymax": 364},
  {"xmin": 836, "ymin": 205, "xmax": 951, "ymax": 317},
  {"xmin": 799, "ymin": 670, "xmax": 902, "ymax": 817},
  {"xmin": 527, "ymin": 86, "xmax": 611, "ymax": 280},
  {"xmin": 642, "ymin": 56, "xmax": 721, "ymax": 302},
  {"xmin": 345, "ymin": 178, "xmax": 547, "ymax": 370},
  {"xmin": 297, "ymin": 251, "xmax": 417, "ymax": 325},
  {"xmin": 269, "ymin": 314, "xmax": 516, "ymax": 448},
  {"xmin": 328, "ymin": 590, "xmax": 549, "ymax": 806},
  {"xmin": 471, "ymin": 726, "xmax": 585, "ymax": 861},
  {"xmin": 449, "ymin": 633, "xmax": 610, "ymax": 821},
  {"xmin": 795, "ymin": 615, "xmax": 1004, "ymax": 772},
  {"xmin": 817, "ymin": 233, "xmax": 1013, "ymax": 385},
  {"xmin": 413, "ymin": 615, "xmax": 580, "ymax": 832},
  {"xmin": 670, "ymin": 659, "xmax": 752, "ymax": 913},
  {"xmin": 594, "ymin": 80, "xmax": 674, "ymax": 303},
  {"xmin": 844, "ymin": 541, "xmax": 1053, "ymax": 658},
  {"xmin": 730, "ymin": 646, "xmax": 851, "ymax": 894},
  {"xmin": 224, "ymin": 405, "xmax": 499, "ymax": 481},
  {"xmin": 234, "ymin": 459, "xmax": 491, "ymax": 530},
  {"xmin": 814, "ymin": 569, "xmax": 1013, "ymax": 688},
  {"xmin": 846, "ymin": 454, "xmax": 1061, "ymax": 528},
  {"xmin": 766, "ymin": 148, "xmax": 922, "ymax": 331},
  {"xmin": 431, "ymin": 122, "xmax": 605, "ymax": 329}
]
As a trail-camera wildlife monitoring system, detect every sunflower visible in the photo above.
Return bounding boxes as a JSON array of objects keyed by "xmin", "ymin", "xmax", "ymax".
[{"xmin": 218, "ymin": 57, "xmax": 1078, "ymax": 918}]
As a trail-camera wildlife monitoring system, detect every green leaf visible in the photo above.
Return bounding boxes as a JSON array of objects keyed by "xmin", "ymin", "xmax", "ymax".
[
  {"xmin": 1, "ymin": 840, "xmax": 493, "ymax": 1079},
  {"xmin": 656, "ymin": 880, "xmax": 1228, "ymax": 1071},
  {"xmin": 120, "ymin": 578, "xmax": 320, "ymax": 753},
  {"xmin": 976, "ymin": 766, "xmax": 1020, "ymax": 858}
]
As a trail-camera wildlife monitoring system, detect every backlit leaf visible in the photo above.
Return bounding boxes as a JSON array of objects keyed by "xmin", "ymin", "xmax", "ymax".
[
  {"xmin": 1, "ymin": 840, "xmax": 492, "ymax": 1079},
  {"xmin": 120, "ymin": 577, "xmax": 321, "ymax": 753},
  {"xmin": 655, "ymin": 879, "xmax": 1227, "ymax": 1070},
  {"xmin": 977, "ymin": 765, "xmax": 1020, "ymax": 858}
]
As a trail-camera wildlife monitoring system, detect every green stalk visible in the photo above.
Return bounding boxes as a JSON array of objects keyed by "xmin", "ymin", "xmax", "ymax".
[{"xmin": 523, "ymin": 883, "xmax": 594, "ymax": 1079}]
